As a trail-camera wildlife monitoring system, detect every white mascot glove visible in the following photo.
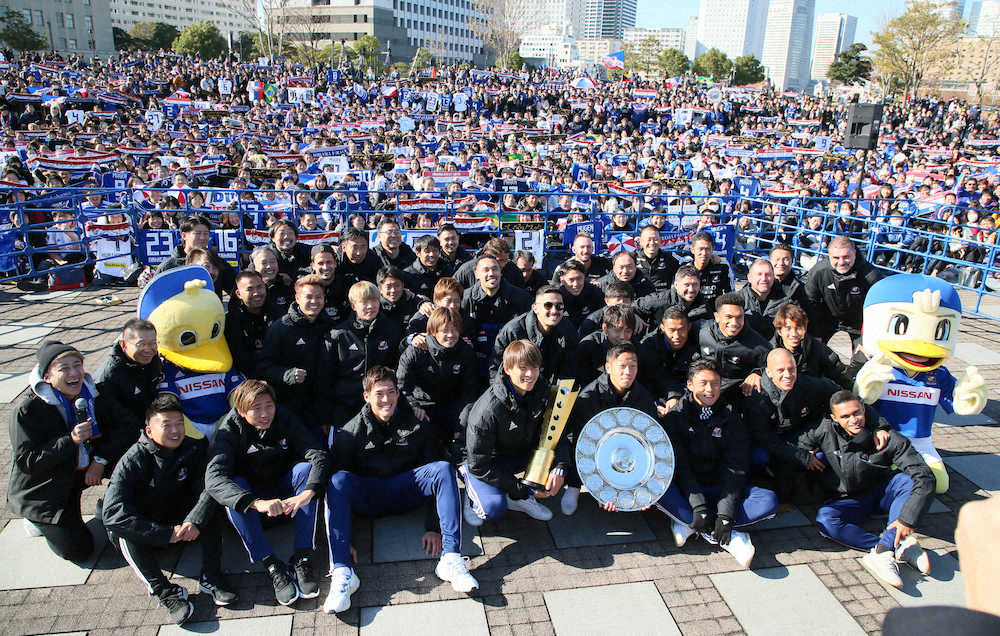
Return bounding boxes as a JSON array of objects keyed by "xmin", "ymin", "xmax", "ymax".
[
  {"xmin": 854, "ymin": 354, "xmax": 896, "ymax": 404},
  {"xmin": 954, "ymin": 366, "xmax": 988, "ymax": 416}
]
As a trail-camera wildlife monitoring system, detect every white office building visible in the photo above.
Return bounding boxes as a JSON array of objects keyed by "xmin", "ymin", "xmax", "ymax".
[
  {"xmin": 695, "ymin": 0, "xmax": 768, "ymax": 61},
  {"xmin": 685, "ymin": 15, "xmax": 699, "ymax": 59},
  {"xmin": 583, "ymin": 0, "xmax": 636, "ymax": 40},
  {"xmin": 968, "ymin": 0, "xmax": 982, "ymax": 33},
  {"xmin": 811, "ymin": 13, "xmax": 857, "ymax": 83},
  {"xmin": 623, "ymin": 27, "xmax": 685, "ymax": 51},
  {"xmin": 519, "ymin": 25, "xmax": 579, "ymax": 67},
  {"xmin": 108, "ymin": 0, "xmax": 252, "ymax": 38},
  {"xmin": 761, "ymin": 0, "xmax": 815, "ymax": 91},
  {"xmin": 510, "ymin": 0, "xmax": 584, "ymax": 38},
  {"xmin": 979, "ymin": 0, "xmax": 1000, "ymax": 34}
]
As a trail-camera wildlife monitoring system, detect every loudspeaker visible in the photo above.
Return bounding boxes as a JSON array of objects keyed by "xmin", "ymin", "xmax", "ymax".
[{"xmin": 844, "ymin": 103, "xmax": 884, "ymax": 150}]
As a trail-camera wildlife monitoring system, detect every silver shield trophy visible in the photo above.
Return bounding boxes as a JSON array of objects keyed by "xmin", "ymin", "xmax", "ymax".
[{"xmin": 575, "ymin": 407, "xmax": 674, "ymax": 511}]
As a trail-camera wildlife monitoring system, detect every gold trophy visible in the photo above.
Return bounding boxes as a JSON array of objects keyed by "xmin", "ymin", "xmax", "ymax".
[{"xmin": 522, "ymin": 379, "xmax": 580, "ymax": 490}]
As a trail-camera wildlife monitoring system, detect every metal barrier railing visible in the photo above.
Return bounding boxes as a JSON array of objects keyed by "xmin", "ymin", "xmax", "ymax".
[{"xmin": 2, "ymin": 186, "xmax": 998, "ymax": 318}]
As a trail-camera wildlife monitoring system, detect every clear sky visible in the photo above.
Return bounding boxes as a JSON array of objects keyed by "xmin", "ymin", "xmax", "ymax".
[{"xmin": 635, "ymin": 0, "xmax": 912, "ymax": 47}]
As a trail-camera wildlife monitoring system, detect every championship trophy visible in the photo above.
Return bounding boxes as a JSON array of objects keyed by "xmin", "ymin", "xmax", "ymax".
[
  {"xmin": 522, "ymin": 379, "xmax": 579, "ymax": 490},
  {"xmin": 575, "ymin": 407, "xmax": 673, "ymax": 511}
]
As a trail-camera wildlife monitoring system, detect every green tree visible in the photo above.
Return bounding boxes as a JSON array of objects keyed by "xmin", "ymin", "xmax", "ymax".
[
  {"xmin": 129, "ymin": 22, "xmax": 179, "ymax": 51},
  {"xmin": 234, "ymin": 31, "xmax": 261, "ymax": 58},
  {"xmin": 113, "ymin": 27, "xmax": 133, "ymax": 50},
  {"xmin": 691, "ymin": 48, "xmax": 732, "ymax": 82},
  {"xmin": 172, "ymin": 22, "xmax": 228, "ymax": 59},
  {"xmin": 503, "ymin": 50, "xmax": 525, "ymax": 70},
  {"xmin": 625, "ymin": 37, "xmax": 661, "ymax": 76},
  {"xmin": 352, "ymin": 34, "xmax": 383, "ymax": 76},
  {"xmin": 411, "ymin": 47, "xmax": 432, "ymax": 73},
  {"xmin": 827, "ymin": 43, "xmax": 872, "ymax": 84},
  {"xmin": 733, "ymin": 54, "xmax": 765, "ymax": 85},
  {"xmin": 0, "ymin": 11, "xmax": 47, "ymax": 52},
  {"xmin": 873, "ymin": 0, "xmax": 965, "ymax": 97},
  {"xmin": 657, "ymin": 48, "xmax": 690, "ymax": 76}
]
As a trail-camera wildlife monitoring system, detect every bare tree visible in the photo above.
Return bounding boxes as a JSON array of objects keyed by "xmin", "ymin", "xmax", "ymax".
[
  {"xmin": 233, "ymin": 0, "xmax": 290, "ymax": 60},
  {"xmin": 467, "ymin": 0, "xmax": 519, "ymax": 68}
]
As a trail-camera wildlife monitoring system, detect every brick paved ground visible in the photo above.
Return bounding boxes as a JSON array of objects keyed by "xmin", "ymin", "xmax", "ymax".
[{"xmin": 0, "ymin": 283, "xmax": 997, "ymax": 636}]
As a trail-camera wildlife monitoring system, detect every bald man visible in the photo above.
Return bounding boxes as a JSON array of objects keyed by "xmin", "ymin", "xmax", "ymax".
[{"xmin": 743, "ymin": 348, "xmax": 842, "ymax": 501}]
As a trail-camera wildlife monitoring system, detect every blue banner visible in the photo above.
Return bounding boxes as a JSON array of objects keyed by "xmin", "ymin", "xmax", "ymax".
[{"xmin": 137, "ymin": 229, "xmax": 241, "ymax": 266}]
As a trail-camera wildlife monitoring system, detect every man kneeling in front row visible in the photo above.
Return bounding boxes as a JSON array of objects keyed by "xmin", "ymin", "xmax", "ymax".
[
  {"xmin": 103, "ymin": 395, "xmax": 236, "ymax": 625},
  {"xmin": 799, "ymin": 390, "xmax": 935, "ymax": 588},
  {"xmin": 325, "ymin": 366, "xmax": 478, "ymax": 614}
]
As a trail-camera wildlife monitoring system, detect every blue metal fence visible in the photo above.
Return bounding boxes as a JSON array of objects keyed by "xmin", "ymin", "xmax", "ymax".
[{"xmin": 2, "ymin": 186, "xmax": 998, "ymax": 318}]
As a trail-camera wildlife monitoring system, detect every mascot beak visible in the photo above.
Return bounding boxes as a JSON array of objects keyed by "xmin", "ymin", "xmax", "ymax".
[
  {"xmin": 877, "ymin": 339, "xmax": 951, "ymax": 372},
  {"xmin": 162, "ymin": 338, "xmax": 233, "ymax": 373}
]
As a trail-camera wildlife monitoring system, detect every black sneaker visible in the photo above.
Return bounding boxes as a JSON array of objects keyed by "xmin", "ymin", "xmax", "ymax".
[
  {"xmin": 266, "ymin": 561, "xmax": 300, "ymax": 606},
  {"xmin": 290, "ymin": 552, "xmax": 319, "ymax": 599},
  {"xmin": 158, "ymin": 584, "xmax": 194, "ymax": 625},
  {"xmin": 199, "ymin": 574, "xmax": 238, "ymax": 606}
]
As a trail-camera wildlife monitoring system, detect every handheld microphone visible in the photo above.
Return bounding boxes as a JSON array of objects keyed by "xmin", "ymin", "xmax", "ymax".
[{"xmin": 74, "ymin": 397, "xmax": 100, "ymax": 439}]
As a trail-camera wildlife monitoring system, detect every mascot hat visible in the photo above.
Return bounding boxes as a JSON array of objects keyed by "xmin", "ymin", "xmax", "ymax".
[
  {"xmin": 861, "ymin": 274, "xmax": 961, "ymax": 373},
  {"xmin": 137, "ymin": 265, "xmax": 232, "ymax": 373}
]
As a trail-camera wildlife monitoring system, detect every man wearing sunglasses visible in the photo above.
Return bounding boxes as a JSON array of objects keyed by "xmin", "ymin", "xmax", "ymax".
[{"xmin": 489, "ymin": 285, "xmax": 579, "ymax": 387}]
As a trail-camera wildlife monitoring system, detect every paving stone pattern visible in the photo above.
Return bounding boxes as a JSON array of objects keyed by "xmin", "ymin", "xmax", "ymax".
[{"xmin": 1, "ymin": 286, "xmax": 999, "ymax": 636}]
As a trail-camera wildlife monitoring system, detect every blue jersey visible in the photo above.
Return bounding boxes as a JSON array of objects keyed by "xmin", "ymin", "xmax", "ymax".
[
  {"xmin": 873, "ymin": 366, "xmax": 955, "ymax": 438},
  {"xmin": 157, "ymin": 359, "xmax": 244, "ymax": 439}
]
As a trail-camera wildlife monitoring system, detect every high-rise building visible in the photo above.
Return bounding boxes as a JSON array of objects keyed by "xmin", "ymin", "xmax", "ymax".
[
  {"xmin": 273, "ymin": 0, "xmax": 487, "ymax": 67},
  {"xmin": 685, "ymin": 15, "xmax": 700, "ymax": 59},
  {"xmin": 108, "ymin": 0, "xmax": 252, "ymax": 39},
  {"xmin": 511, "ymin": 0, "xmax": 584, "ymax": 38},
  {"xmin": 910, "ymin": 0, "xmax": 966, "ymax": 20},
  {"xmin": 8, "ymin": 0, "xmax": 115, "ymax": 56},
  {"xmin": 811, "ymin": 13, "xmax": 857, "ymax": 83},
  {"xmin": 761, "ymin": 0, "xmax": 815, "ymax": 91},
  {"xmin": 968, "ymin": 0, "xmax": 983, "ymax": 33},
  {"xmin": 623, "ymin": 27, "xmax": 685, "ymax": 51},
  {"xmin": 695, "ymin": 0, "xmax": 768, "ymax": 61},
  {"xmin": 978, "ymin": 0, "xmax": 1000, "ymax": 34},
  {"xmin": 583, "ymin": 0, "xmax": 637, "ymax": 40}
]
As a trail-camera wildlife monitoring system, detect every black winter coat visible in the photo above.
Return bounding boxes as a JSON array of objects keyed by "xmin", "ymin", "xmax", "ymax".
[
  {"xmin": 333, "ymin": 399, "xmax": 443, "ymax": 478},
  {"xmin": 324, "ymin": 312, "xmax": 404, "ymax": 424},
  {"xmin": 638, "ymin": 331, "xmax": 700, "ymax": 400},
  {"xmin": 635, "ymin": 249, "xmax": 679, "ymax": 291},
  {"xmin": 256, "ymin": 303, "xmax": 335, "ymax": 421},
  {"xmin": 736, "ymin": 285, "xmax": 791, "ymax": 340},
  {"xmin": 102, "ymin": 433, "xmax": 215, "ymax": 545},
  {"xmin": 463, "ymin": 373, "xmax": 553, "ymax": 499},
  {"xmin": 696, "ymin": 321, "xmax": 772, "ymax": 392},
  {"xmin": 225, "ymin": 300, "xmax": 269, "ymax": 378},
  {"xmin": 94, "ymin": 342, "xmax": 162, "ymax": 452},
  {"xmin": 206, "ymin": 406, "xmax": 329, "ymax": 513},
  {"xmin": 489, "ymin": 311, "xmax": 578, "ymax": 385},
  {"xmin": 7, "ymin": 373, "xmax": 116, "ymax": 523},
  {"xmin": 804, "ymin": 257, "xmax": 883, "ymax": 334},
  {"xmin": 798, "ymin": 411, "xmax": 934, "ymax": 527},
  {"xmin": 398, "ymin": 335, "xmax": 479, "ymax": 416},
  {"xmin": 772, "ymin": 332, "xmax": 853, "ymax": 389},
  {"xmin": 664, "ymin": 392, "xmax": 749, "ymax": 520},
  {"xmin": 744, "ymin": 373, "xmax": 840, "ymax": 467}
]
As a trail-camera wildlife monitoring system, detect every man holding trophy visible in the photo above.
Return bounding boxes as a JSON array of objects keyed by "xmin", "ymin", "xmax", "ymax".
[{"xmin": 461, "ymin": 340, "xmax": 576, "ymax": 524}]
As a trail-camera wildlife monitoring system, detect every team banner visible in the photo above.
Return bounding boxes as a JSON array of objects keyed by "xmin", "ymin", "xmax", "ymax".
[
  {"xmin": 605, "ymin": 224, "xmax": 735, "ymax": 263},
  {"xmin": 138, "ymin": 229, "xmax": 241, "ymax": 265}
]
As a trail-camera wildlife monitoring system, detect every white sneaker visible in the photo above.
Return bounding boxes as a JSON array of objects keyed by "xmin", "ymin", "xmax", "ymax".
[
  {"xmin": 720, "ymin": 530, "xmax": 756, "ymax": 569},
  {"xmin": 435, "ymin": 552, "xmax": 479, "ymax": 593},
  {"xmin": 861, "ymin": 546, "xmax": 903, "ymax": 589},
  {"xmin": 895, "ymin": 536, "xmax": 931, "ymax": 575},
  {"xmin": 506, "ymin": 495, "xmax": 553, "ymax": 521},
  {"xmin": 322, "ymin": 567, "xmax": 360, "ymax": 614},
  {"xmin": 23, "ymin": 519, "xmax": 43, "ymax": 537},
  {"xmin": 671, "ymin": 520, "xmax": 695, "ymax": 548},
  {"xmin": 561, "ymin": 487, "xmax": 580, "ymax": 516},
  {"xmin": 463, "ymin": 494, "xmax": 484, "ymax": 527}
]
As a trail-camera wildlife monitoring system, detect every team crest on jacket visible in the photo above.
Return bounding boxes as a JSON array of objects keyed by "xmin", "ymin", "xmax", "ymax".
[
  {"xmin": 280, "ymin": 438, "xmax": 288, "ymax": 449},
  {"xmin": 378, "ymin": 340, "xmax": 388, "ymax": 351},
  {"xmin": 729, "ymin": 355, "xmax": 741, "ymax": 364},
  {"xmin": 176, "ymin": 467, "xmax": 187, "ymax": 481},
  {"xmin": 800, "ymin": 407, "xmax": 810, "ymax": 416},
  {"xmin": 452, "ymin": 363, "xmax": 461, "ymax": 374},
  {"xmin": 850, "ymin": 286, "xmax": 861, "ymax": 295},
  {"xmin": 712, "ymin": 426, "xmax": 722, "ymax": 438}
]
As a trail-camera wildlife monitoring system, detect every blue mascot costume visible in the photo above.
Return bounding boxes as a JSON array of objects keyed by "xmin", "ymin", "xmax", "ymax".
[
  {"xmin": 854, "ymin": 274, "xmax": 987, "ymax": 493},
  {"xmin": 138, "ymin": 265, "xmax": 244, "ymax": 441}
]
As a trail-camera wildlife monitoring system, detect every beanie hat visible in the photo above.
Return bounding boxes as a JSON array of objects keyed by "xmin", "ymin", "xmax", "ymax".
[{"xmin": 37, "ymin": 340, "xmax": 82, "ymax": 375}]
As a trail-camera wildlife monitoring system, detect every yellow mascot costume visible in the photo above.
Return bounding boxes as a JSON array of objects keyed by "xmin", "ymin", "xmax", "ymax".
[
  {"xmin": 854, "ymin": 274, "xmax": 987, "ymax": 493},
  {"xmin": 138, "ymin": 265, "xmax": 244, "ymax": 441}
]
